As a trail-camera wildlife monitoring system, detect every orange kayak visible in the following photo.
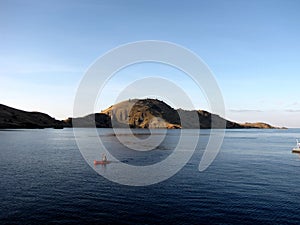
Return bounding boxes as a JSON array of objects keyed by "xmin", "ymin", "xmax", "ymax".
[{"xmin": 94, "ymin": 160, "xmax": 111, "ymax": 165}]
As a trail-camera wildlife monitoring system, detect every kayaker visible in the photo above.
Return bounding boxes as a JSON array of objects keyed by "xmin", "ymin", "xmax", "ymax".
[{"xmin": 102, "ymin": 153, "xmax": 107, "ymax": 162}]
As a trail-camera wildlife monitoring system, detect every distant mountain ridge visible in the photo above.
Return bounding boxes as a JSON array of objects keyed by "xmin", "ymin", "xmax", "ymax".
[{"xmin": 0, "ymin": 99, "xmax": 283, "ymax": 129}]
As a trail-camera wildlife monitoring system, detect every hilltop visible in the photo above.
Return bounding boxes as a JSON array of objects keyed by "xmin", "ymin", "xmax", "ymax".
[{"xmin": 100, "ymin": 98, "xmax": 243, "ymax": 129}]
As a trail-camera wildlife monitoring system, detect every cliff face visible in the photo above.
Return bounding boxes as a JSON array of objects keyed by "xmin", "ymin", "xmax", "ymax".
[
  {"xmin": 0, "ymin": 104, "xmax": 64, "ymax": 129},
  {"xmin": 101, "ymin": 99, "xmax": 181, "ymax": 128}
]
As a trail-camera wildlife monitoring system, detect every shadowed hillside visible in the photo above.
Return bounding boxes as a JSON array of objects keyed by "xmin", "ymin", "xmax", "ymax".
[{"xmin": 0, "ymin": 104, "xmax": 64, "ymax": 129}]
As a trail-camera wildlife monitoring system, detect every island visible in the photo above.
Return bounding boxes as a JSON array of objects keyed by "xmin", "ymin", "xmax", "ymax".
[{"xmin": 0, "ymin": 99, "xmax": 284, "ymax": 129}]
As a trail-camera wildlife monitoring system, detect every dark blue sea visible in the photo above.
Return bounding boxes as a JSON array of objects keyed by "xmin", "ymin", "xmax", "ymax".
[{"xmin": 1, "ymin": 128, "xmax": 300, "ymax": 224}]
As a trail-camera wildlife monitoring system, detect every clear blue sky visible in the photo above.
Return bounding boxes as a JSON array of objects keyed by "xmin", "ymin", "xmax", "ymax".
[{"xmin": 1, "ymin": 0, "xmax": 300, "ymax": 127}]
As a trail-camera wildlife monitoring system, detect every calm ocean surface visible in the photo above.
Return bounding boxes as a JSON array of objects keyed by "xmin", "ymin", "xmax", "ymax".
[{"xmin": 1, "ymin": 128, "xmax": 300, "ymax": 224}]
